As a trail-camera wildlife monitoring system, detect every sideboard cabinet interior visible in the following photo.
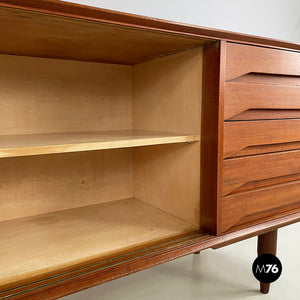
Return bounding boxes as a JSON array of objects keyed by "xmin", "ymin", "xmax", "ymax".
[{"xmin": 0, "ymin": 1, "xmax": 299, "ymax": 299}]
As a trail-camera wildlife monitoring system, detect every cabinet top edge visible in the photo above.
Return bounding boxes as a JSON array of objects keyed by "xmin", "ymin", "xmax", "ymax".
[{"xmin": 0, "ymin": 0, "xmax": 300, "ymax": 52}]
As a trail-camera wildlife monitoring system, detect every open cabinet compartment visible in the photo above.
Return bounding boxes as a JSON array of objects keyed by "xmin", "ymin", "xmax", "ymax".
[
  {"xmin": 1, "ymin": 2, "xmax": 300, "ymax": 299},
  {"xmin": 0, "ymin": 5, "xmax": 209, "ymax": 292}
]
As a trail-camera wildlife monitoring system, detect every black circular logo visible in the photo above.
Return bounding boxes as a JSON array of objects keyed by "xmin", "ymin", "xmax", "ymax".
[{"xmin": 252, "ymin": 254, "xmax": 282, "ymax": 283}]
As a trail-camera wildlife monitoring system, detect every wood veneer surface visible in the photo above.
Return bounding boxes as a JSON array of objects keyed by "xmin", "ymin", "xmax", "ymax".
[
  {"xmin": 0, "ymin": 54, "xmax": 131, "ymax": 136},
  {"xmin": 132, "ymin": 47, "xmax": 202, "ymax": 226},
  {"xmin": 0, "ymin": 130, "xmax": 199, "ymax": 158},
  {"xmin": 0, "ymin": 198, "xmax": 197, "ymax": 288},
  {"xmin": 1, "ymin": 0, "xmax": 299, "ymax": 51},
  {"xmin": 0, "ymin": 150, "xmax": 132, "ymax": 222},
  {"xmin": 0, "ymin": 6, "xmax": 207, "ymax": 64}
]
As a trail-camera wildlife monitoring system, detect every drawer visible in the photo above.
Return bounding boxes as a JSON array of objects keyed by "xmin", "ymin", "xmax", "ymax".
[
  {"xmin": 224, "ymin": 82, "xmax": 300, "ymax": 121},
  {"xmin": 221, "ymin": 180, "xmax": 300, "ymax": 232},
  {"xmin": 224, "ymin": 43, "xmax": 300, "ymax": 122},
  {"xmin": 220, "ymin": 43, "xmax": 300, "ymax": 232},
  {"xmin": 224, "ymin": 119, "xmax": 300, "ymax": 158},
  {"xmin": 223, "ymin": 44, "xmax": 300, "ymax": 158},
  {"xmin": 226, "ymin": 43, "xmax": 300, "ymax": 82},
  {"xmin": 223, "ymin": 149, "xmax": 300, "ymax": 196}
]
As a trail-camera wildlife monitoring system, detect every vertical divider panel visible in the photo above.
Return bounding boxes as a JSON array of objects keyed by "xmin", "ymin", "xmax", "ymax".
[{"xmin": 201, "ymin": 41, "xmax": 226, "ymax": 235}]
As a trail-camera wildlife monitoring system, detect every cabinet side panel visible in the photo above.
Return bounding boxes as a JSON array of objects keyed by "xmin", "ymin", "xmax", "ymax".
[
  {"xmin": 132, "ymin": 47, "xmax": 202, "ymax": 134},
  {"xmin": 200, "ymin": 41, "xmax": 224, "ymax": 234},
  {"xmin": 0, "ymin": 54, "xmax": 132, "ymax": 135},
  {"xmin": 133, "ymin": 143, "xmax": 200, "ymax": 227},
  {"xmin": 132, "ymin": 47, "xmax": 202, "ymax": 226},
  {"xmin": 0, "ymin": 150, "xmax": 133, "ymax": 222}
]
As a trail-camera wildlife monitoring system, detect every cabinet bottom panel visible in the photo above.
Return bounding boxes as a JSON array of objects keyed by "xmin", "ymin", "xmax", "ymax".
[{"xmin": 0, "ymin": 198, "xmax": 198, "ymax": 291}]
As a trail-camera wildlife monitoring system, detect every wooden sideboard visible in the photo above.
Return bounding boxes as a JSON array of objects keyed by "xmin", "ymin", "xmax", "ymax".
[{"xmin": 0, "ymin": 1, "xmax": 299, "ymax": 299}]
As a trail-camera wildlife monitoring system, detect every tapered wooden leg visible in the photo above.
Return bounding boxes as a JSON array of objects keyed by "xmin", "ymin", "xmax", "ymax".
[{"xmin": 257, "ymin": 229, "xmax": 278, "ymax": 294}]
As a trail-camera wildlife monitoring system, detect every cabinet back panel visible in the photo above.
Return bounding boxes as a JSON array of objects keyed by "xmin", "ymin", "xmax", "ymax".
[
  {"xmin": 0, "ymin": 54, "xmax": 131, "ymax": 135},
  {"xmin": 0, "ymin": 149, "xmax": 132, "ymax": 222}
]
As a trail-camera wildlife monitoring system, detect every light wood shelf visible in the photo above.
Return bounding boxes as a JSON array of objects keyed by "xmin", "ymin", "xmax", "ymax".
[
  {"xmin": 0, "ymin": 130, "xmax": 200, "ymax": 158},
  {"xmin": 0, "ymin": 198, "xmax": 197, "ymax": 288}
]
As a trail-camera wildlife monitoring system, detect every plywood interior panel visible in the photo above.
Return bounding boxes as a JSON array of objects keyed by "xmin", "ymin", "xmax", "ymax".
[
  {"xmin": 132, "ymin": 47, "xmax": 202, "ymax": 226},
  {"xmin": 0, "ymin": 6, "xmax": 208, "ymax": 64},
  {"xmin": 0, "ymin": 6, "xmax": 205, "ymax": 293},
  {"xmin": 133, "ymin": 143, "xmax": 201, "ymax": 226},
  {"xmin": 132, "ymin": 47, "xmax": 202, "ymax": 134},
  {"xmin": 0, "ymin": 149, "xmax": 132, "ymax": 222},
  {"xmin": 0, "ymin": 46, "xmax": 203, "ymax": 226},
  {"xmin": 0, "ymin": 44, "xmax": 203, "ymax": 292},
  {"xmin": 0, "ymin": 54, "xmax": 132, "ymax": 135},
  {"xmin": 0, "ymin": 198, "xmax": 197, "ymax": 289}
]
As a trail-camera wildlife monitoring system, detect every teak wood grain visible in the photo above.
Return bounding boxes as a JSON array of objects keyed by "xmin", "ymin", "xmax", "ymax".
[
  {"xmin": 228, "ymin": 173, "xmax": 300, "ymax": 194},
  {"xmin": 1, "ymin": 0, "xmax": 300, "ymax": 51},
  {"xmin": 0, "ymin": 6, "xmax": 208, "ymax": 64},
  {"xmin": 0, "ymin": 0, "xmax": 300, "ymax": 298},
  {"xmin": 224, "ymin": 82, "xmax": 300, "ymax": 120},
  {"xmin": 223, "ymin": 119, "xmax": 300, "ymax": 158},
  {"xmin": 200, "ymin": 41, "xmax": 226, "ymax": 234},
  {"xmin": 223, "ymin": 149, "xmax": 300, "ymax": 196},
  {"xmin": 226, "ymin": 43, "xmax": 300, "ymax": 81},
  {"xmin": 221, "ymin": 180, "xmax": 300, "ymax": 232},
  {"xmin": 225, "ymin": 142, "xmax": 300, "ymax": 158},
  {"xmin": 228, "ymin": 109, "xmax": 300, "ymax": 121},
  {"xmin": 230, "ymin": 72, "xmax": 300, "ymax": 85}
]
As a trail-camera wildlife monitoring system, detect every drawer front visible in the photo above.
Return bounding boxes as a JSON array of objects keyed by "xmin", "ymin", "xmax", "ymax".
[
  {"xmin": 224, "ymin": 119, "xmax": 300, "ymax": 158},
  {"xmin": 223, "ymin": 150, "xmax": 300, "ymax": 196},
  {"xmin": 226, "ymin": 42, "xmax": 300, "ymax": 82},
  {"xmin": 221, "ymin": 181, "xmax": 300, "ymax": 232},
  {"xmin": 220, "ymin": 43, "xmax": 300, "ymax": 232},
  {"xmin": 224, "ymin": 82, "xmax": 300, "ymax": 121},
  {"xmin": 221, "ymin": 143, "xmax": 300, "ymax": 233},
  {"xmin": 224, "ymin": 43, "xmax": 300, "ymax": 158}
]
